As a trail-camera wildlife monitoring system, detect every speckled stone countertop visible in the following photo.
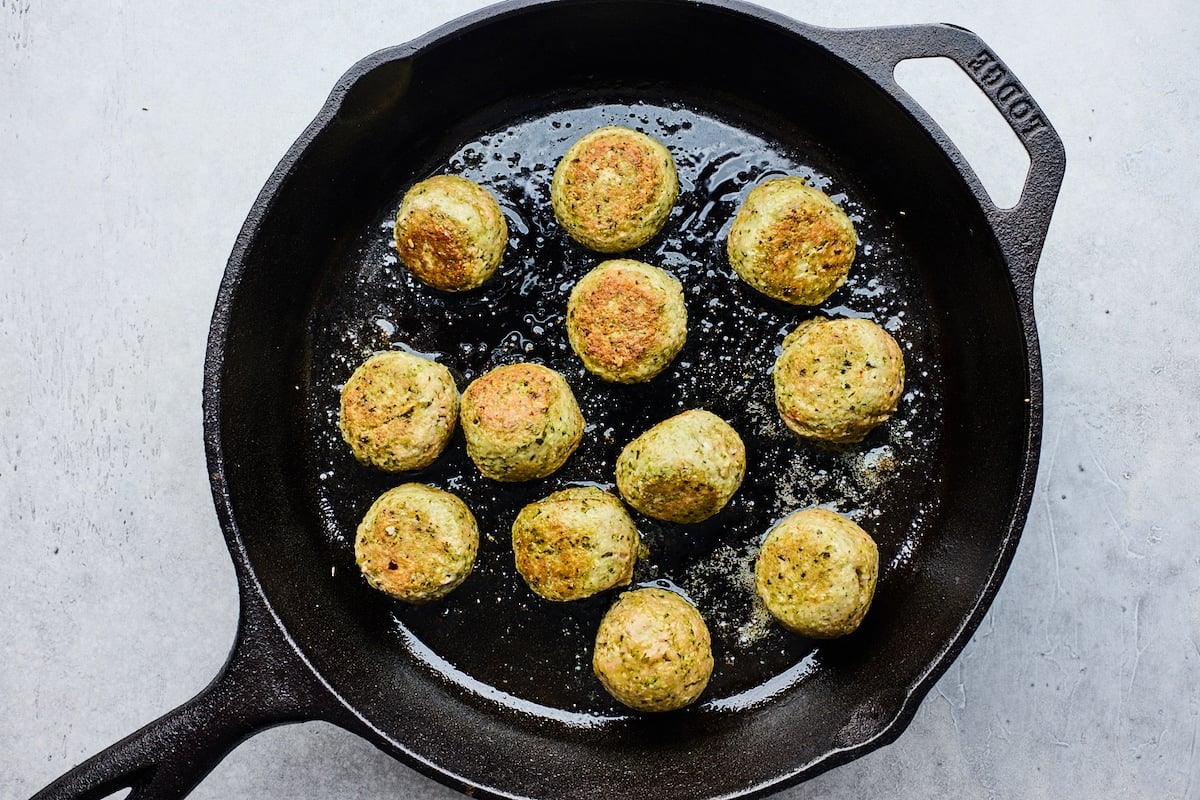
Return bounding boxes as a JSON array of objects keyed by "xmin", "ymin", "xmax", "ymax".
[{"xmin": 4, "ymin": 1, "xmax": 1198, "ymax": 798}]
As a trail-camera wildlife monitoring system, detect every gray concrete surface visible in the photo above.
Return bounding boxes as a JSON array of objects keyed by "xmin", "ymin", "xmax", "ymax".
[{"xmin": 3, "ymin": 1, "xmax": 1197, "ymax": 798}]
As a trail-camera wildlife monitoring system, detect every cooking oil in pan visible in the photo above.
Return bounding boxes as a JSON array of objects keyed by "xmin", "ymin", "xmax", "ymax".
[{"xmin": 303, "ymin": 100, "xmax": 944, "ymax": 717}]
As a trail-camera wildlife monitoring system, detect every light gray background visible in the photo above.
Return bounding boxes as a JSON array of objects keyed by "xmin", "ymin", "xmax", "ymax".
[{"xmin": 3, "ymin": 1, "xmax": 1197, "ymax": 798}]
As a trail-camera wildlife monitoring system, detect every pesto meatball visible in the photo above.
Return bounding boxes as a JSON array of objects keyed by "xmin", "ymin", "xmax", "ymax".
[
  {"xmin": 511, "ymin": 486, "xmax": 641, "ymax": 601},
  {"xmin": 460, "ymin": 362, "xmax": 584, "ymax": 482},
  {"xmin": 773, "ymin": 316, "xmax": 904, "ymax": 446},
  {"xmin": 592, "ymin": 587, "xmax": 713, "ymax": 712},
  {"xmin": 726, "ymin": 176, "xmax": 857, "ymax": 305},
  {"xmin": 615, "ymin": 409, "xmax": 746, "ymax": 524},
  {"xmin": 355, "ymin": 483, "xmax": 479, "ymax": 604},
  {"xmin": 551, "ymin": 126, "xmax": 679, "ymax": 253},
  {"xmin": 393, "ymin": 174, "xmax": 508, "ymax": 291},
  {"xmin": 338, "ymin": 350, "xmax": 459, "ymax": 472},
  {"xmin": 754, "ymin": 508, "xmax": 879, "ymax": 638},
  {"xmin": 566, "ymin": 259, "xmax": 687, "ymax": 383}
]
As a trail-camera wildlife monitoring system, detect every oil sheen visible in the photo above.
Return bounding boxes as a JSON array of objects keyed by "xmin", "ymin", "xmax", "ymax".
[{"xmin": 303, "ymin": 100, "xmax": 945, "ymax": 719}]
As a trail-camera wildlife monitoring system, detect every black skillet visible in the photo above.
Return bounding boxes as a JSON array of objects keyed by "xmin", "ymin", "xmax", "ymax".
[{"xmin": 32, "ymin": 1, "xmax": 1065, "ymax": 798}]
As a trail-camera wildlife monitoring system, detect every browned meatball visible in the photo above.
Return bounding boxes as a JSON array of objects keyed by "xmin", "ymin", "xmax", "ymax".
[
  {"xmin": 592, "ymin": 587, "xmax": 713, "ymax": 712},
  {"xmin": 566, "ymin": 259, "xmax": 687, "ymax": 383},
  {"xmin": 754, "ymin": 508, "xmax": 879, "ymax": 638},
  {"xmin": 511, "ymin": 486, "xmax": 640, "ymax": 601},
  {"xmin": 551, "ymin": 126, "xmax": 679, "ymax": 253},
  {"xmin": 459, "ymin": 363, "xmax": 584, "ymax": 482},
  {"xmin": 338, "ymin": 350, "xmax": 458, "ymax": 472},
  {"xmin": 616, "ymin": 410, "xmax": 746, "ymax": 523},
  {"xmin": 773, "ymin": 317, "xmax": 905, "ymax": 445},
  {"xmin": 393, "ymin": 174, "xmax": 507, "ymax": 291},
  {"xmin": 355, "ymin": 483, "xmax": 479, "ymax": 604},
  {"xmin": 726, "ymin": 176, "xmax": 857, "ymax": 305}
]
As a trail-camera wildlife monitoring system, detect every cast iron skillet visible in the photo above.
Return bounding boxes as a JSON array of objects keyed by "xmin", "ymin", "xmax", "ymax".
[{"xmin": 33, "ymin": 1, "xmax": 1065, "ymax": 798}]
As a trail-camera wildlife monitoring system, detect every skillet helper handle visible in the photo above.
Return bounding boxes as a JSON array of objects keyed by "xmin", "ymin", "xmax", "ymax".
[
  {"xmin": 817, "ymin": 23, "xmax": 1066, "ymax": 296},
  {"xmin": 30, "ymin": 597, "xmax": 333, "ymax": 800}
]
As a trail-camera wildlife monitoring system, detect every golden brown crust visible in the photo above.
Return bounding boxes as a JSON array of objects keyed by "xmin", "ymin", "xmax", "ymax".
[
  {"xmin": 551, "ymin": 126, "xmax": 678, "ymax": 253},
  {"xmin": 574, "ymin": 269, "xmax": 661, "ymax": 360},
  {"xmin": 394, "ymin": 174, "xmax": 507, "ymax": 292},
  {"xmin": 354, "ymin": 483, "xmax": 479, "ymax": 604},
  {"xmin": 395, "ymin": 205, "xmax": 473, "ymax": 288},
  {"xmin": 468, "ymin": 363, "xmax": 555, "ymax": 431},
  {"xmin": 460, "ymin": 363, "xmax": 584, "ymax": 482},
  {"xmin": 511, "ymin": 486, "xmax": 640, "ymax": 601},
  {"xmin": 773, "ymin": 317, "xmax": 904, "ymax": 445},
  {"xmin": 564, "ymin": 132, "xmax": 659, "ymax": 220},
  {"xmin": 566, "ymin": 259, "xmax": 687, "ymax": 383},
  {"xmin": 592, "ymin": 587, "xmax": 713, "ymax": 712},
  {"xmin": 726, "ymin": 176, "xmax": 857, "ymax": 305},
  {"xmin": 754, "ymin": 508, "xmax": 878, "ymax": 638},
  {"xmin": 338, "ymin": 351, "xmax": 459, "ymax": 472}
]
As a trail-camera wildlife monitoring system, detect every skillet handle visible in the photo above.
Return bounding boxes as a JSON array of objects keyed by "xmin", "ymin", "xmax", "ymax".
[
  {"xmin": 814, "ymin": 23, "xmax": 1066, "ymax": 297},
  {"xmin": 30, "ymin": 591, "xmax": 340, "ymax": 800}
]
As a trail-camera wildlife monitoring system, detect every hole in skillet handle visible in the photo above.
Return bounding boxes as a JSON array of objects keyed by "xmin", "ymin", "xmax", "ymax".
[{"xmin": 894, "ymin": 56, "xmax": 1030, "ymax": 210}]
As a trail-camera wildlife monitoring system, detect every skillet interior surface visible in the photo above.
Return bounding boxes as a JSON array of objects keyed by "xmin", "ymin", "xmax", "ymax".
[
  {"xmin": 212, "ymin": 2, "xmax": 1037, "ymax": 797},
  {"xmin": 306, "ymin": 98, "xmax": 948, "ymax": 710}
]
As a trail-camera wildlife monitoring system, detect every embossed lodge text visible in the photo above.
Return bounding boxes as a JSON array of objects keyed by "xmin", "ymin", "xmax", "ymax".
[{"xmin": 967, "ymin": 49, "xmax": 1048, "ymax": 137}]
